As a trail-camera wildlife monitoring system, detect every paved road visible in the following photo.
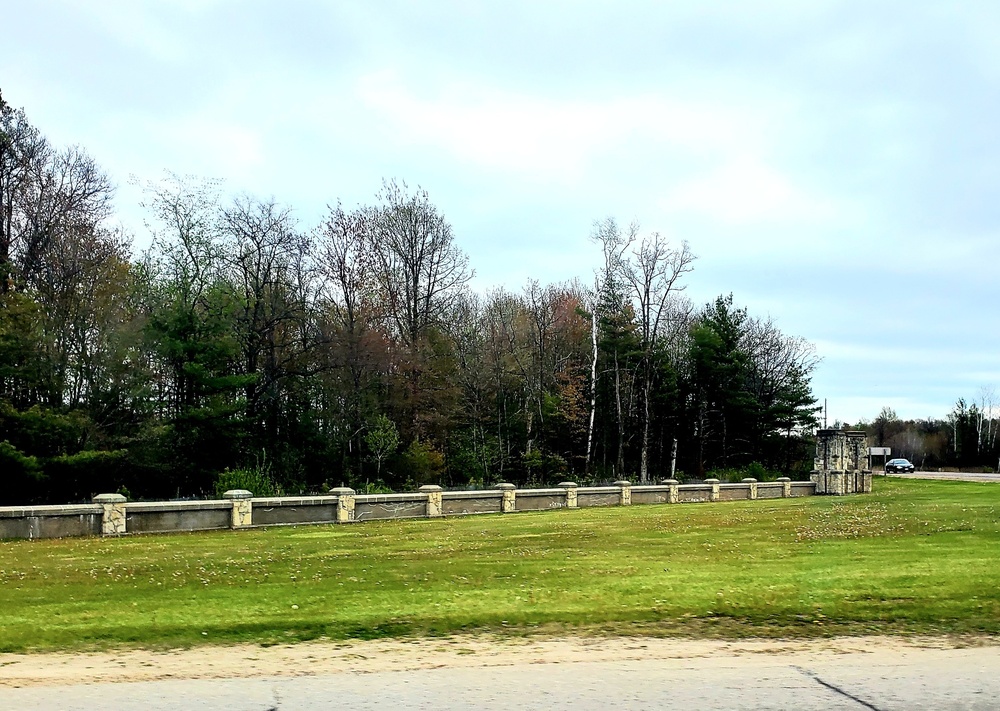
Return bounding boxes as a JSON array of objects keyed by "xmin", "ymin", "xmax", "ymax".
[
  {"xmin": 885, "ymin": 471, "xmax": 1000, "ymax": 483},
  {"xmin": 4, "ymin": 645, "xmax": 999, "ymax": 710}
]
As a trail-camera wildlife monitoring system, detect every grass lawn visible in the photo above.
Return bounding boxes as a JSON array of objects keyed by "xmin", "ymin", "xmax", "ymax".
[{"xmin": 1, "ymin": 478, "xmax": 999, "ymax": 653}]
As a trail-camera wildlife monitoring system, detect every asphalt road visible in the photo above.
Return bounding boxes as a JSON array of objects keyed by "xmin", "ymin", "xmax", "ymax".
[
  {"xmin": 4, "ymin": 644, "xmax": 999, "ymax": 710},
  {"xmin": 885, "ymin": 471, "xmax": 1000, "ymax": 483}
]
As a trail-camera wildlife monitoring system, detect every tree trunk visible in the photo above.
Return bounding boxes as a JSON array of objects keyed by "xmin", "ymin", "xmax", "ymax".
[{"xmin": 585, "ymin": 295, "xmax": 598, "ymax": 474}]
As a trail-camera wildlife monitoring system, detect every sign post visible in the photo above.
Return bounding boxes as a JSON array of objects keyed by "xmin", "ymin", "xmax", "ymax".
[{"xmin": 869, "ymin": 447, "xmax": 891, "ymax": 473}]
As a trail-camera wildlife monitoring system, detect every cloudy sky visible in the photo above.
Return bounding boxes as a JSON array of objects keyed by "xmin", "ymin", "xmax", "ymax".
[{"xmin": 4, "ymin": 1, "xmax": 998, "ymax": 423}]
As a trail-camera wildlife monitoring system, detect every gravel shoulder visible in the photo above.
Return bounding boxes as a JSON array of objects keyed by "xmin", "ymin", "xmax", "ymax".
[{"xmin": 2, "ymin": 634, "xmax": 997, "ymax": 687}]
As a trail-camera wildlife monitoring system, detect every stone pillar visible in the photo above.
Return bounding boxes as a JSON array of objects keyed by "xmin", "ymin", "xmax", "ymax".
[
  {"xmin": 824, "ymin": 469, "xmax": 846, "ymax": 496},
  {"xmin": 223, "ymin": 489, "xmax": 253, "ymax": 528},
  {"xmin": 496, "ymin": 483, "xmax": 516, "ymax": 513},
  {"xmin": 705, "ymin": 478, "xmax": 720, "ymax": 502},
  {"xmin": 558, "ymin": 482, "xmax": 578, "ymax": 508},
  {"xmin": 846, "ymin": 431, "xmax": 867, "ymax": 472},
  {"xmin": 777, "ymin": 477, "xmax": 792, "ymax": 498},
  {"xmin": 419, "ymin": 485, "xmax": 443, "ymax": 517},
  {"xmin": 614, "ymin": 480, "xmax": 631, "ymax": 506},
  {"xmin": 93, "ymin": 493, "xmax": 127, "ymax": 536},
  {"xmin": 742, "ymin": 478, "xmax": 758, "ymax": 500},
  {"xmin": 661, "ymin": 479, "xmax": 679, "ymax": 504},
  {"xmin": 861, "ymin": 470, "xmax": 873, "ymax": 494},
  {"xmin": 330, "ymin": 487, "xmax": 356, "ymax": 522}
]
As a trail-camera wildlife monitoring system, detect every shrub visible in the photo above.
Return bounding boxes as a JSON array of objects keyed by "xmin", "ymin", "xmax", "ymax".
[
  {"xmin": 0, "ymin": 440, "xmax": 44, "ymax": 504},
  {"xmin": 706, "ymin": 462, "xmax": 781, "ymax": 483},
  {"xmin": 214, "ymin": 461, "xmax": 279, "ymax": 498},
  {"xmin": 356, "ymin": 479, "xmax": 394, "ymax": 494}
]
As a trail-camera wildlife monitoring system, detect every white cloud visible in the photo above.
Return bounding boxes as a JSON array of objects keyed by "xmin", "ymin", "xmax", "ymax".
[
  {"xmin": 55, "ymin": 0, "xmax": 214, "ymax": 63},
  {"xmin": 659, "ymin": 158, "xmax": 839, "ymax": 225},
  {"xmin": 106, "ymin": 112, "xmax": 264, "ymax": 179},
  {"xmin": 353, "ymin": 70, "xmax": 762, "ymax": 184}
]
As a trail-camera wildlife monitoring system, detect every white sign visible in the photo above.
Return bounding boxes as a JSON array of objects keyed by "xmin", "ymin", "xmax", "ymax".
[{"xmin": 869, "ymin": 447, "xmax": 891, "ymax": 456}]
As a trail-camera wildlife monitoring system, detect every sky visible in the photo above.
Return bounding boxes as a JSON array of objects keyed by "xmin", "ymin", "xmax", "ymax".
[{"xmin": 3, "ymin": 0, "xmax": 999, "ymax": 424}]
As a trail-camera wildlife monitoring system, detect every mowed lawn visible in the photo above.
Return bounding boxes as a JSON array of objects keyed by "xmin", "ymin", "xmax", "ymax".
[{"xmin": 1, "ymin": 478, "xmax": 999, "ymax": 652}]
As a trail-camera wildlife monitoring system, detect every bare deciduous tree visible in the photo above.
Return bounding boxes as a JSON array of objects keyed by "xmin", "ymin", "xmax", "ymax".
[
  {"xmin": 620, "ymin": 228, "xmax": 694, "ymax": 483},
  {"xmin": 369, "ymin": 180, "xmax": 472, "ymax": 345}
]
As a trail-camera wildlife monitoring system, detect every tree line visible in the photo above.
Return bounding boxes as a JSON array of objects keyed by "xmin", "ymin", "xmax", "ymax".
[{"xmin": 0, "ymin": 91, "xmax": 821, "ymax": 504}]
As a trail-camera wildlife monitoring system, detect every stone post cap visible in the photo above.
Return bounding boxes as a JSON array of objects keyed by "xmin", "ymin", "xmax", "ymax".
[
  {"xmin": 329, "ymin": 487, "xmax": 356, "ymax": 496},
  {"xmin": 93, "ymin": 493, "xmax": 126, "ymax": 504},
  {"xmin": 223, "ymin": 489, "xmax": 253, "ymax": 500},
  {"xmin": 776, "ymin": 477, "xmax": 791, "ymax": 482},
  {"xmin": 494, "ymin": 483, "xmax": 516, "ymax": 490},
  {"xmin": 660, "ymin": 479, "xmax": 679, "ymax": 485},
  {"xmin": 557, "ymin": 481, "xmax": 578, "ymax": 488},
  {"xmin": 613, "ymin": 480, "xmax": 631, "ymax": 487},
  {"xmin": 703, "ymin": 478, "xmax": 720, "ymax": 484},
  {"xmin": 741, "ymin": 478, "xmax": 758, "ymax": 483},
  {"xmin": 418, "ymin": 484, "xmax": 443, "ymax": 492}
]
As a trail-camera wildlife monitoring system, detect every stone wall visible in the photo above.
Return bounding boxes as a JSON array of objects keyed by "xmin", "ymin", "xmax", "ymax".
[{"xmin": 0, "ymin": 477, "xmax": 823, "ymax": 541}]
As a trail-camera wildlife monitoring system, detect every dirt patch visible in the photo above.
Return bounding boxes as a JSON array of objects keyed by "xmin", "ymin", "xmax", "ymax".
[{"xmin": 2, "ymin": 634, "xmax": 996, "ymax": 687}]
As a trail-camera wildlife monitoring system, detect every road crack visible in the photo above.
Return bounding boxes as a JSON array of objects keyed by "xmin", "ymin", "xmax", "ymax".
[{"xmin": 792, "ymin": 665, "xmax": 883, "ymax": 711}]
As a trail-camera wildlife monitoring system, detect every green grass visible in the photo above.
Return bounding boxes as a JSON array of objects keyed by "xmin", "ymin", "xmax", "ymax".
[{"xmin": 1, "ymin": 478, "xmax": 999, "ymax": 652}]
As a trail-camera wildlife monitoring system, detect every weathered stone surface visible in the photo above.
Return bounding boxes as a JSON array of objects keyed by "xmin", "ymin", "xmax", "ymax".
[
  {"xmin": 419, "ymin": 485, "xmax": 444, "ymax": 517},
  {"xmin": 777, "ymin": 477, "xmax": 792, "ymax": 498},
  {"xmin": 630, "ymin": 489, "xmax": 669, "ymax": 505},
  {"xmin": 558, "ymin": 482, "xmax": 578, "ymax": 508},
  {"xmin": 234, "ymin": 500, "xmax": 252, "ymax": 528},
  {"xmin": 576, "ymin": 490, "xmax": 620, "ymax": 507},
  {"xmin": 613, "ymin": 480, "xmax": 632, "ymax": 506},
  {"xmin": 515, "ymin": 490, "xmax": 568, "ymax": 511},
  {"xmin": 252, "ymin": 503, "xmax": 338, "ymax": 526},
  {"xmin": 813, "ymin": 430, "xmax": 871, "ymax": 495},
  {"xmin": 440, "ymin": 494, "xmax": 503, "ymax": 515},
  {"xmin": 222, "ymin": 490, "xmax": 253, "ymax": 527},
  {"xmin": 354, "ymin": 499, "xmax": 426, "ymax": 521},
  {"xmin": 93, "ymin": 494, "xmax": 127, "ymax": 536},
  {"xmin": 329, "ymin": 487, "xmax": 356, "ymax": 522},
  {"xmin": 0, "ymin": 507, "xmax": 102, "ymax": 539},
  {"xmin": 495, "ymin": 483, "xmax": 516, "ymax": 513},
  {"xmin": 677, "ymin": 486, "xmax": 711, "ymax": 503},
  {"xmin": 704, "ymin": 479, "xmax": 721, "ymax": 502},
  {"xmin": 742, "ymin": 478, "xmax": 758, "ymax": 500},
  {"xmin": 718, "ymin": 485, "xmax": 750, "ymax": 501}
]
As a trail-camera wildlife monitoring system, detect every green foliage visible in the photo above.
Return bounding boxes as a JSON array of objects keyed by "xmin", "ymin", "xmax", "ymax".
[
  {"xmin": 46, "ymin": 449, "xmax": 131, "ymax": 502},
  {"xmin": 521, "ymin": 447, "xmax": 568, "ymax": 484},
  {"xmin": 213, "ymin": 459, "xmax": 279, "ymax": 498},
  {"xmin": 401, "ymin": 439, "xmax": 445, "ymax": 485},
  {"xmin": 0, "ymin": 292, "xmax": 47, "ymax": 405},
  {"xmin": 706, "ymin": 461, "xmax": 781, "ymax": 483},
  {"xmin": 0, "ymin": 440, "xmax": 43, "ymax": 503},
  {"xmin": 0, "ymin": 403, "xmax": 89, "ymax": 458},
  {"xmin": 363, "ymin": 414, "xmax": 399, "ymax": 476},
  {"xmin": 356, "ymin": 479, "xmax": 394, "ymax": 494}
]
